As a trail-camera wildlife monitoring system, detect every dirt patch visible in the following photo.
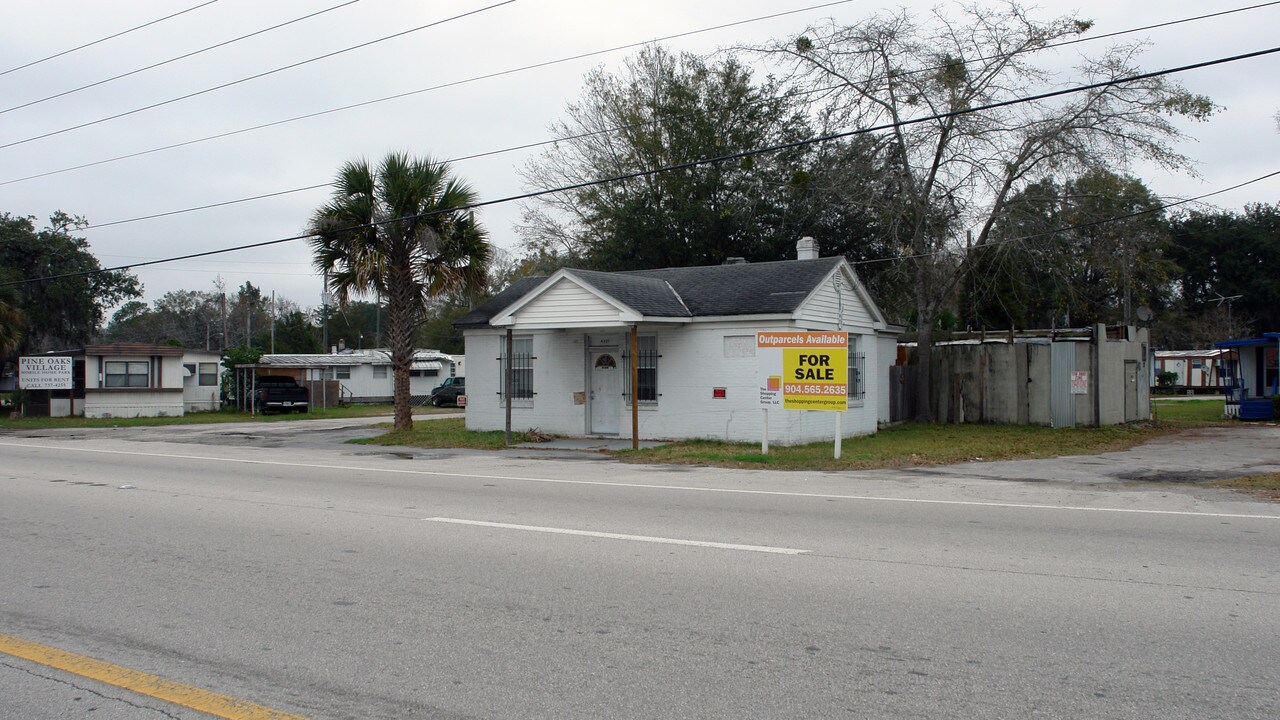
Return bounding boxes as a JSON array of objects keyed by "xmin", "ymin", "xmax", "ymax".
[{"xmin": 1115, "ymin": 470, "xmax": 1234, "ymax": 484}]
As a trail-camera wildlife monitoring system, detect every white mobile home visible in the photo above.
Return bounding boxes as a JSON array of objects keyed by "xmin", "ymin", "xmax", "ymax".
[
  {"xmin": 1152, "ymin": 349, "xmax": 1227, "ymax": 392},
  {"xmin": 181, "ymin": 350, "xmax": 224, "ymax": 413}
]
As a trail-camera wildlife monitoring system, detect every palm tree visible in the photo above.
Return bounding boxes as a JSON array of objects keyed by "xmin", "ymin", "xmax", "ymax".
[
  {"xmin": 309, "ymin": 153, "xmax": 490, "ymax": 430},
  {"xmin": 0, "ymin": 272, "xmax": 24, "ymax": 358}
]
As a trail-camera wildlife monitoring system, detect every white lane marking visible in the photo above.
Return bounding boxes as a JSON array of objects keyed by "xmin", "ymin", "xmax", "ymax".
[
  {"xmin": 3, "ymin": 440, "xmax": 1279, "ymax": 521},
  {"xmin": 423, "ymin": 517, "xmax": 809, "ymax": 554}
]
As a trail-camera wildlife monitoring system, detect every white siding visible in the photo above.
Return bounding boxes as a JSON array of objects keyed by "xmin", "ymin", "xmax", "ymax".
[
  {"xmin": 82, "ymin": 353, "xmax": 187, "ymax": 418},
  {"xmin": 85, "ymin": 390, "xmax": 184, "ymax": 418},
  {"xmin": 511, "ymin": 279, "xmax": 629, "ymax": 328},
  {"xmin": 465, "ymin": 321, "xmax": 883, "ymax": 444},
  {"xmin": 182, "ymin": 351, "xmax": 222, "ymax": 412},
  {"xmin": 795, "ymin": 270, "xmax": 873, "ymax": 329}
]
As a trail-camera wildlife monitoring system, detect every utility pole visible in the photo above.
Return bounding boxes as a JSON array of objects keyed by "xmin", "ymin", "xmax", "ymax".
[
  {"xmin": 221, "ymin": 293, "xmax": 227, "ymax": 351},
  {"xmin": 270, "ymin": 291, "xmax": 276, "ymax": 354},
  {"xmin": 322, "ymin": 272, "xmax": 330, "ymax": 353}
]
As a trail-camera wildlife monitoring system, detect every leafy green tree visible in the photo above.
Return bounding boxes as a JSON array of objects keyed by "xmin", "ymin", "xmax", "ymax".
[
  {"xmin": 273, "ymin": 310, "xmax": 322, "ymax": 354},
  {"xmin": 220, "ymin": 346, "xmax": 263, "ymax": 407},
  {"xmin": 103, "ymin": 289, "xmax": 223, "ymax": 347},
  {"xmin": 0, "ymin": 269, "xmax": 24, "ymax": 357},
  {"xmin": 1167, "ymin": 203, "xmax": 1280, "ymax": 338},
  {"xmin": 0, "ymin": 211, "xmax": 140, "ymax": 355},
  {"xmin": 963, "ymin": 171, "xmax": 1173, "ymax": 329},
  {"xmin": 415, "ymin": 299, "xmax": 470, "ymax": 355},
  {"xmin": 760, "ymin": 2, "xmax": 1215, "ymax": 419},
  {"xmin": 325, "ymin": 300, "xmax": 383, "ymax": 351},
  {"xmin": 520, "ymin": 45, "xmax": 853, "ymax": 270},
  {"xmin": 309, "ymin": 152, "xmax": 490, "ymax": 430}
]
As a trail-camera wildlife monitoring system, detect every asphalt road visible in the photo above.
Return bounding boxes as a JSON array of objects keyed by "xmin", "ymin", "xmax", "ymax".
[{"xmin": 1, "ymin": 422, "xmax": 1278, "ymax": 719}]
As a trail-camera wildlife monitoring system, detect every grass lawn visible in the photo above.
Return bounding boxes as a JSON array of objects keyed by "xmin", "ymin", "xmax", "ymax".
[
  {"xmin": 614, "ymin": 398, "xmax": 1232, "ymax": 470},
  {"xmin": 1149, "ymin": 398, "xmax": 1233, "ymax": 426},
  {"xmin": 350, "ymin": 418, "xmax": 541, "ymax": 451},
  {"xmin": 1207, "ymin": 473, "xmax": 1280, "ymax": 501}
]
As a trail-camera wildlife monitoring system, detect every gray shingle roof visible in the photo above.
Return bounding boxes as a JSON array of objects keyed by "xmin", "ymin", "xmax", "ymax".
[
  {"xmin": 624, "ymin": 257, "xmax": 843, "ymax": 316},
  {"xmin": 453, "ymin": 257, "xmax": 845, "ymax": 328},
  {"xmin": 454, "ymin": 275, "xmax": 547, "ymax": 328},
  {"xmin": 562, "ymin": 269, "xmax": 691, "ymax": 317}
]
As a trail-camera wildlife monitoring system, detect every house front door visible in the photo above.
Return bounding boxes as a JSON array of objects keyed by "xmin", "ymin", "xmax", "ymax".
[{"xmin": 590, "ymin": 350, "xmax": 620, "ymax": 435}]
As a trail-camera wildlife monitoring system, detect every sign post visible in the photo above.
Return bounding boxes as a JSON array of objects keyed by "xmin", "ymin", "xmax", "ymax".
[{"xmin": 757, "ymin": 332, "xmax": 848, "ymax": 457}]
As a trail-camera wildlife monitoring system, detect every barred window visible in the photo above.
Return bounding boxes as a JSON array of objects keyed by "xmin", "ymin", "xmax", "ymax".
[
  {"xmin": 625, "ymin": 335, "xmax": 659, "ymax": 405},
  {"xmin": 848, "ymin": 337, "xmax": 865, "ymax": 399},
  {"xmin": 500, "ymin": 336, "xmax": 534, "ymax": 401},
  {"xmin": 105, "ymin": 361, "xmax": 149, "ymax": 388}
]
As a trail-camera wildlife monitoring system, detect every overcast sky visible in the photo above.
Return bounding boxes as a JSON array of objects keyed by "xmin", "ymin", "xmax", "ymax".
[{"xmin": 1, "ymin": 0, "xmax": 1276, "ymax": 313}]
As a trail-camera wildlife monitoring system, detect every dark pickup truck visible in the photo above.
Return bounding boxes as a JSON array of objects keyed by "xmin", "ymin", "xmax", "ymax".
[
  {"xmin": 254, "ymin": 375, "xmax": 310, "ymax": 413},
  {"xmin": 427, "ymin": 376, "xmax": 465, "ymax": 406}
]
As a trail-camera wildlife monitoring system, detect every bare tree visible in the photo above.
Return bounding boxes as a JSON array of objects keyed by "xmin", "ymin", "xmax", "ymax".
[{"xmin": 757, "ymin": 2, "xmax": 1215, "ymax": 420}]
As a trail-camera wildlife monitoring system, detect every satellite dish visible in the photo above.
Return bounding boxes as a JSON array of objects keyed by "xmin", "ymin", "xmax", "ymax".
[{"xmin": 1136, "ymin": 306, "xmax": 1154, "ymax": 322}]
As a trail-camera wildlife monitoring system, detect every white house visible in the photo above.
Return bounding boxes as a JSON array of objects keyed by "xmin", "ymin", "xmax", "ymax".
[
  {"xmin": 456, "ymin": 241, "xmax": 902, "ymax": 445},
  {"xmin": 257, "ymin": 349, "xmax": 461, "ymax": 403}
]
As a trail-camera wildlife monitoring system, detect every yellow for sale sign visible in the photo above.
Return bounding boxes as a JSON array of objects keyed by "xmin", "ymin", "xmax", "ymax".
[{"xmin": 757, "ymin": 331, "xmax": 848, "ymax": 411}]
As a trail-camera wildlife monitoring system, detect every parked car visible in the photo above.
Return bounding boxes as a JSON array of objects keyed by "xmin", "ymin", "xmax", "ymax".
[
  {"xmin": 253, "ymin": 375, "xmax": 309, "ymax": 413},
  {"xmin": 428, "ymin": 376, "xmax": 465, "ymax": 407}
]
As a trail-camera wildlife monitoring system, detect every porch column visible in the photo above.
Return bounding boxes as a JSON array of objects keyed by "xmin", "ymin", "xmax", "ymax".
[
  {"xmin": 630, "ymin": 324, "xmax": 639, "ymax": 450},
  {"xmin": 505, "ymin": 329, "xmax": 513, "ymax": 447}
]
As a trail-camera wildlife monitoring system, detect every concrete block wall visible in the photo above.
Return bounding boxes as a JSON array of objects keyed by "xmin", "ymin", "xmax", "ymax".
[{"xmin": 465, "ymin": 322, "xmax": 883, "ymax": 445}]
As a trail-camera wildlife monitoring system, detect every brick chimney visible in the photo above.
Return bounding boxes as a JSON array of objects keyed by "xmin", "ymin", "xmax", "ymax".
[{"xmin": 797, "ymin": 236, "xmax": 818, "ymax": 260}]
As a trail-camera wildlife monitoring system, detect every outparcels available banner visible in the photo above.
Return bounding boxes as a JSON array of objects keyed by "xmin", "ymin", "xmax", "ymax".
[{"xmin": 757, "ymin": 331, "xmax": 848, "ymax": 411}]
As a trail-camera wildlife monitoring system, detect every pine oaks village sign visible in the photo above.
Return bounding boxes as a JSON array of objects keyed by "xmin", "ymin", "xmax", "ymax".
[{"xmin": 18, "ymin": 356, "xmax": 74, "ymax": 390}]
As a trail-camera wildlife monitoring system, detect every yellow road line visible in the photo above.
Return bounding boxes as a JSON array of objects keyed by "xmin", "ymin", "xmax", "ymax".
[{"xmin": 0, "ymin": 633, "xmax": 309, "ymax": 720}]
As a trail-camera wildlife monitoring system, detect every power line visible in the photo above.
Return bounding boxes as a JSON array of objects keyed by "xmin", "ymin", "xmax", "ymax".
[
  {"xmin": 0, "ymin": 1, "xmax": 363, "ymax": 116},
  {"xmin": 0, "ymin": 1, "xmax": 221, "ymax": 77},
  {"xmin": 0, "ymin": 0, "xmax": 857, "ymax": 181},
  {"xmin": 0, "ymin": 0, "xmax": 520, "ymax": 151},
  {"xmin": 84, "ymin": 184, "xmax": 334, "ymax": 231},
  {"xmin": 5, "ymin": 0, "xmax": 1271, "ymax": 237},
  {"xmin": 6, "ymin": 44, "xmax": 1277, "ymax": 290},
  {"xmin": 853, "ymin": 170, "xmax": 1280, "ymax": 267}
]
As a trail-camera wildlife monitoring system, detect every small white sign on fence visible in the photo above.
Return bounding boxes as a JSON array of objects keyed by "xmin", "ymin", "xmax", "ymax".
[{"xmin": 1070, "ymin": 371, "xmax": 1089, "ymax": 395}]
